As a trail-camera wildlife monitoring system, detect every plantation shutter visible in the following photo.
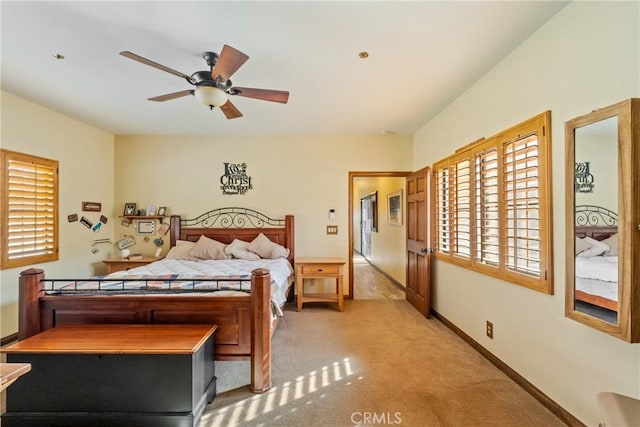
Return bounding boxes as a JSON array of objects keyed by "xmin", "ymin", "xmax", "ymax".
[
  {"xmin": 452, "ymin": 158, "xmax": 471, "ymax": 258},
  {"xmin": 434, "ymin": 164, "xmax": 451, "ymax": 254},
  {"xmin": 1, "ymin": 150, "xmax": 59, "ymax": 268},
  {"xmin": 502, "ymin": 134, "xmax": 540, "ymax": 277},
  {"xmin": 474, "ymin": 147, "xmax": 500, "ymax": 266}
]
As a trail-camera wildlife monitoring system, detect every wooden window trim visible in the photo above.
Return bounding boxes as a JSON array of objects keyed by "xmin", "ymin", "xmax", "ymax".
[
  {"xmin": 433, "ymin": 112, "xmax": 553, "ymax": 294},
  {"xmin": 1, "ymin": 149, "xmax": 59, "ymax": 269}
]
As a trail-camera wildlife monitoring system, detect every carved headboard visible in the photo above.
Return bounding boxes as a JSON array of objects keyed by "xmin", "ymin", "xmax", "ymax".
[
  {"xmin": 575, "ymin": 205, "xmax": 618, "ymax": 240},
  {"xmin": 169, "ymin": 207, "xmax": 295, "ymax": 265}
]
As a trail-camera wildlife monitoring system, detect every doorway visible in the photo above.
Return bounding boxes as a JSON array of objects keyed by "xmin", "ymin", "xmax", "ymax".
[{"xmin": 348, "ymin": 172, "xmax": 411, "ymax": 300}]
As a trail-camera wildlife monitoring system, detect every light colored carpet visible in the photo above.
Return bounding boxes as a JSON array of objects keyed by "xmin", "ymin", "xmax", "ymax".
[{"xmin": 200, "ymin": 300, "xmax": 564, "ymax": 427}]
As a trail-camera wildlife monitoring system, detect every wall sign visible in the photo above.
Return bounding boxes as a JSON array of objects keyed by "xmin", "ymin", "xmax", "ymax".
[
  {"xmin": 575, "ymin": 162, "xmax": 595, "ymax": 193},
  {"xmin": 82, "ymin": 201, "xmax": 102, "ymax": 212},
  {"xmin": 220, "ymin": 162, "xmax": 253, "ymax": 195}
]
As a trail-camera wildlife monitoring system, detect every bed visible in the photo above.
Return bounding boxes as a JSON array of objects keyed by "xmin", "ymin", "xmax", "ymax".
[
  {"xmin": 17, "ymin": 207, "xmax": 295, "ymax": 393},
  {"xmin": 574, "ymin": 205, "xmax": 618, "ymax": 313}
]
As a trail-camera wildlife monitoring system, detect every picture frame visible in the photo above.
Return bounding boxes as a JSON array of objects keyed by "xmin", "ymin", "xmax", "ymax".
[
  {"xmin": 116, "ymin": 236, "xmax": 136, "ymax": 250},
  {"xmin": 82, "ymin": 201, "xmax": 102, "ymax": 212},
  {"xmin": 146, "ymin": 205, "xmax": 156, "ymax": 216},
  {"xmin": 136, "ymin": 220, "xmax": 155, "ymax": 235},
  {"xmin": 123, "ymin": 203, "xmax": 136, "ymax": 216},
  {"xmin": 388, "ymin": 190, "xmax": 403, "ymax": 225},
  {"xmin": 157, "ymin": 206, "xmax": 167, "ymax": 216}
]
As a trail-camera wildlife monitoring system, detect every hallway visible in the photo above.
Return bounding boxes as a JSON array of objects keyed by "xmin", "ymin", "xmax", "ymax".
[{"xmin": 353, "ymin": 252, "xmax": 405, "ymax": 300}]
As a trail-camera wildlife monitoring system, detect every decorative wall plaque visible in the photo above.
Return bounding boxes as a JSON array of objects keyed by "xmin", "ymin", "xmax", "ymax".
[
  {"xmin": 82, "ymin": 201, "xmax": 102, "ymax": 212},
  {"xmin": 575, "ymin": 162, "xmax": 595, "ymax": 193},
  {"xmin": 220, "ymin": 162, "xmax": 253, "ymax": 195}
]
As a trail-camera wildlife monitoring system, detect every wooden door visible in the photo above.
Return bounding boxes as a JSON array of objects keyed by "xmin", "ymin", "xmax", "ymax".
[{"xmin": 406, "ymin": 166, "xmax": 431, "ymax": 317}]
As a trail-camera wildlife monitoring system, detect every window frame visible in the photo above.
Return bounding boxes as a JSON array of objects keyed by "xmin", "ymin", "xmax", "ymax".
[
  {"xmin": 433, "ymin": 112, "xmax": 553, "ymax": 294},
  {"xmin": 1, "ymin": 149, "xmax": 59, "ymax": 269}
]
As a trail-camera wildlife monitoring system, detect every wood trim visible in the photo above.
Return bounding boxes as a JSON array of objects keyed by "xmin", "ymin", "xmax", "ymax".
[
  {"xmin": 431, "ymin": 310, "xmax": 584, "ymax": 427},
  {"xmin": 1, "ymin": 333, "xmax": 18, "ymax": 347},
  {"xmin": 348, "ymin": 171, "xmax": 412, "ymax": 299}
]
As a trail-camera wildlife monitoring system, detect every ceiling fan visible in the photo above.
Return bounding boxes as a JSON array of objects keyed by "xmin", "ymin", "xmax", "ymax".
[{"xmin": 120, "ymin": 45, "xmax": 289, "ymax": 119}]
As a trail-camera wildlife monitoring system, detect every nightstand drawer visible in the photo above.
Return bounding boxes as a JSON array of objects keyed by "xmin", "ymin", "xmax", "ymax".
[{"xmin": 301, "ymin": 264, "xmax": 340, "ymax": 274}]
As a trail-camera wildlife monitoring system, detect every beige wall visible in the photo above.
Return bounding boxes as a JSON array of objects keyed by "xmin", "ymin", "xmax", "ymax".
[
  {"xmin": 0, "ymin": 91, "xmax": 115, "ymax": 336},
  {"xmin": 575, "ymin": 133, "xmax": 618, "ymax": 212},
  {"xmin": 413, "ymin": 2, "xmax": 640, "ymax": 425},
  {"xmin": 114, "ymin": 134, "xmax": 413, "ymax": 295},
  {"xmin": 353, "ymin": 176, "xmax": 407, "ymax": 286}
]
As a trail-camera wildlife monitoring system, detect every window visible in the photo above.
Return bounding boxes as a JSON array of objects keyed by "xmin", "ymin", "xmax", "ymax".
[
  {"xmin": 433, "ymin": 112, "xmax": 552, "ymax": 294},
  {"xmin": 1, "ymin": 149, "xmax": 59, "ymax": 269}
]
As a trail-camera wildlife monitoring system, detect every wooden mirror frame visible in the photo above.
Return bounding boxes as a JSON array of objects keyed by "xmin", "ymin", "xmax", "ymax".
[{"xmin": 565, "ymin": 98, "xmax": 640, "ymax": 342}]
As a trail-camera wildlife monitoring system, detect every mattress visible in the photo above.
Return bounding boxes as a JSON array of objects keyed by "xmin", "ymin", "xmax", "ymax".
[{"xmin": 575, "ymin": 256, "xmax": 618, "ymax": 302}]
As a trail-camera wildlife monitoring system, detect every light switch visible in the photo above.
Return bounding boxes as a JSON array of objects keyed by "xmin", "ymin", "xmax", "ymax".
[
  {"xmin": 326, "ymin": 225, "xmax": 338, "ymax": 235},
  {"xmin": 329, "ymin": 209, "xmax": 336, "ymax": 220}
]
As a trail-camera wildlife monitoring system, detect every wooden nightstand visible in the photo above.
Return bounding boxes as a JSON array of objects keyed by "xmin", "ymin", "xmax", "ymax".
[
  {"xmin": 102, "ymin": 257, "xmax": 162, "ymax": 273},
  {"xmin": 295, "ymin": 257, "xmax": 345, "ymax": 312}
]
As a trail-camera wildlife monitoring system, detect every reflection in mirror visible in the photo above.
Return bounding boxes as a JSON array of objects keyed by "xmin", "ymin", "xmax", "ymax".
[
  {"xmin": 573, "ymin": 117, "xmax": 618, "ymax": 325},
  {"xmin": 565, "ymin": 98, "xmax": 640, "ymax": 343}
]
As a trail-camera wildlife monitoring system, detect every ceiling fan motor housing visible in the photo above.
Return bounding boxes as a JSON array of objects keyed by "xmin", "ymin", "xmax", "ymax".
[{"xmin": 202, "ymin": 51, "xmax": 219, "ymax": 67}]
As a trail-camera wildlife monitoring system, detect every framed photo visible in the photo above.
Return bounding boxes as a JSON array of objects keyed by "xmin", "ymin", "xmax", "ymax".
[
  {"xmin": 123, "ymin": 203, "xmax": 136, "ymax": 216},
  {"xmin": 136, "ymin": 220, "xmax": 155, "ymax": 235},
  {"xmin": 146, "ymin": 205, "xmax": 156, "ymax": 216},
  {"xmin": 387, "ymin": 190, "xmax": 403, "ymax": 225},
  {"xmin": 157, "ymin": 206, "xmax": 167, "ymax": 216}
]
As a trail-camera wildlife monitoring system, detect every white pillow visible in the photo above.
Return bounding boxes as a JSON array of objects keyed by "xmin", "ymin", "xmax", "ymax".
[
  {"xmin": 601, "ymin": 233, "xmax": 618, "ymax": 256},
  {"xmin": 188, "ymin": 235, "xmax": 230, "ymax": 260},
  {"xmin": 165, "ymin": 240, "xmax": 198, "ymax": 260},
  {"xmin": 246, "ymin": 233, "xmax": 290, "ymax": 259},
  {"xmin": 575, "ymin": 237, "xmax": 591, "ymax": 255},
  {"xmin": 225, "ymin": 239, "xmax": 260, "ymax": 260},
  {"xmin": 577, "ymin": 236, "xmax": 610, "ymax": 258}
]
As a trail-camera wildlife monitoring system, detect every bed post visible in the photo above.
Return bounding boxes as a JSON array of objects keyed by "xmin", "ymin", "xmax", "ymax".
[
  {"xmin": 250, "ymin": 268, "xmax": 272, "ymax": 393},
  {"xmin": 170, "ymin": 215, "xmax": 181, "ymax": 247},
  {"xmin": 285, "ymin": 214, "xmax": 295, "ymax": 266},
  {"xmin": 18, "ymin": 268, "xmax": 45, "ymax": 340}
]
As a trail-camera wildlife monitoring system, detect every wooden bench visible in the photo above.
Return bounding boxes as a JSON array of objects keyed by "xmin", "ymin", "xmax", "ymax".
[{"xmin": 1, "ymin": 324, "xmax": 217, "ymax": 427}]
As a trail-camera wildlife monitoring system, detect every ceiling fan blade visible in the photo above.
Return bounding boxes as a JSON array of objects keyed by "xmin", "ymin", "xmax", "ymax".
[
  {"xmin": 120, "ymin": 51, "xmax": 192, "ymax": 80},
  {"xmin": 219, "ymin": 99, "xmax": 243, "ymax": 119},
  {"xmin": 212, "ymin": 45, "xmax": 249, "ymax": 82},
  {"xmin": 147, "ymin": 90, "xmax": 194, "ymax": 102},
  {"xmin": 231, "ymin": 87, "xmax": 289, "ymax": 104}
]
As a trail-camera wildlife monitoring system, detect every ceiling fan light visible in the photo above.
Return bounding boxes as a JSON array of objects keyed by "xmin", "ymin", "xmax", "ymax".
[{"xmin": 194, "ymin": 86, "xmax": 228, "ymax": 108}]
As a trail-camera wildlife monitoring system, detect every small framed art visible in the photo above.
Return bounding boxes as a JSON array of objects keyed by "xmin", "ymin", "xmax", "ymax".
[
  {"xmin": 123, "ymin": 203, "xmax": 136, "ymax": 216},
  {"xmin": 136, "ymin": 220, "xmax": 155, "ymax": 235},
  {"xmin": 387, "ymin": 190, "xmax": 403, "ymax": 225}
]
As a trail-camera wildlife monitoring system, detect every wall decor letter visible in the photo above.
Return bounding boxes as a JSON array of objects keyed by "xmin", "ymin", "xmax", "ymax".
[{"xmin": 220, "ymin": 162, "xmax": 253, "ymax": 195}]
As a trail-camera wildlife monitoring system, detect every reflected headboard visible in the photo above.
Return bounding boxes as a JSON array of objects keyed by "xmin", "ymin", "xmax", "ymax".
[{"xmin": 575, "ymin": 205, "xmax": 618, "ymax": 240}]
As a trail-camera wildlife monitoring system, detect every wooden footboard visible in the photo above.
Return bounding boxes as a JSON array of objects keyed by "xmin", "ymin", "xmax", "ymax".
[{"xmin": 19, "ymin": 267, "xmax": 272, "ymax": 393}]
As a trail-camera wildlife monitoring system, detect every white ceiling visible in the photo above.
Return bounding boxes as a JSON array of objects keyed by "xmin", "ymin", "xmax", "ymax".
[{"xmin": 1, "ymin": 1, "xmax": 568, "ymax": 136}]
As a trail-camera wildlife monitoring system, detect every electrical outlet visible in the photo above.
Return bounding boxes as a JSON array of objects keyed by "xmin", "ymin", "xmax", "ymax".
[{"xmin": 486, "ymin": 321, "xmax": 493, "ymax": 339}]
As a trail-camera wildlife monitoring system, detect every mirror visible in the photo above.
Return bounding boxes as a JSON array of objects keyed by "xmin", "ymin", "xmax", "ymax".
[{"xmin": 565, "ymin": 98, "xmax": 639, "ymax": 342}]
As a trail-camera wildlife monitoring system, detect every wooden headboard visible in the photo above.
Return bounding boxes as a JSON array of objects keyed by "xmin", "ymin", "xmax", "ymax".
[
  {"xmin": 575, "ymin": 205, "xmax": 618, "ymax": 240},
  {"xmin": 169, "ymin": 208, "xmax": 295, "ymax": 265}
]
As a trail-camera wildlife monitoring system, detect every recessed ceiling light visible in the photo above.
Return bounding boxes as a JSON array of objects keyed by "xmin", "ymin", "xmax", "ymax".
[{"xmin": 358, "ymin": 51, "xmax": 369, "ymax": 59}]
